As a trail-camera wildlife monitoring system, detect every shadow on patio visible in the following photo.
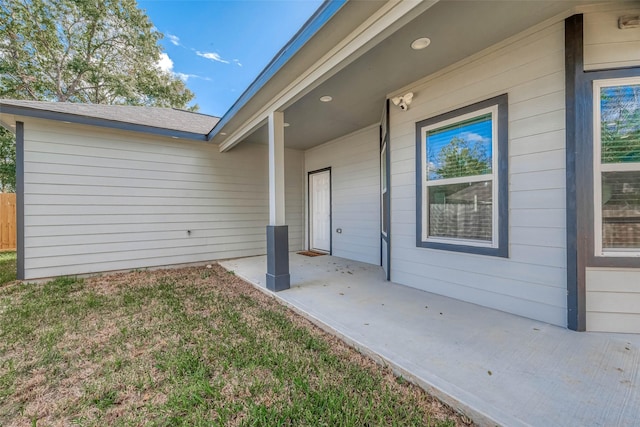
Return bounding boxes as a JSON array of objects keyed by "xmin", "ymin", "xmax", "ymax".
[{"xmin": 219, "ymin": 253, "xmax": 640, "ymax": 427}]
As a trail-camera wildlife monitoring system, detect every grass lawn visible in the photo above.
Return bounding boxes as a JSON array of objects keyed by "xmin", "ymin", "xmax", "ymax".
[
  {"xmin": 0, "ymin": 263, "xmax": 472, "ymax": 426},
  {"xmin": 0, "ymin": 251, "xmax": 16, "ymax": 284}
]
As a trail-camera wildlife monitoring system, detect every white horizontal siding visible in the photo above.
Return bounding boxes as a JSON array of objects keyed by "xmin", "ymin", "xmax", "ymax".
[
  {"xmin": 586, "ymin": 268, "xmax": 640, "ymax": 333},
  {"xmin": 584, "ymin": 6, "xmax": 640, "ymax": 71},
  {"xmin": 285, "ymin": 148, "xmax": 305, "ymax": 251},
  {"xmin": 304, "ymin": 125, "xmax": 380, "ymax": 265},
  {"xmin": 389, "ymin": 21, "xmax": 568, "ymax": 326},
  {"xmin": 22, "ymin": 119, "xmax": 303, "ymax": 279}
]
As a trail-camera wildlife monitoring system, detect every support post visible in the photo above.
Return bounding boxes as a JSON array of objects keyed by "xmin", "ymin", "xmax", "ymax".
[{"xmin": 266, "ymin": 111, "xmax": 290, "ymax": 291}]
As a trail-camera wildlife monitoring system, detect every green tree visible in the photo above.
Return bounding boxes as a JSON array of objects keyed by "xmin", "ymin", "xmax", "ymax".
[
  {"xmin": 0, "ymin": 0, "xmax": 198, "ymax": 193},
  {"xmin": 433, "ymin": 137, "xmax": 491, "ymax": 179},
  {"xmin": 601, "ymin": 85, "xmax": 640, "ymax": 163},
  {"xmin": 0, "ymin": 128, "xmax": 16, "ymax": 193},
  {"xmin": 0, "ymin": 0, "xmax": 195, "ymax": 107}
]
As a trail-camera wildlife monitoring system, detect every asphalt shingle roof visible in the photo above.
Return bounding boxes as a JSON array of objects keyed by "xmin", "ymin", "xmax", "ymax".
[{"xmin": 0, "ymin": 99, "xmax": 219, "ymax": 135}]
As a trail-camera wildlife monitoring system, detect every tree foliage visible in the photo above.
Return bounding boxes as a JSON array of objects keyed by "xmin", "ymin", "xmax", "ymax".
[
  {"xmin": 433, "ymin": 137, "xmax": 491, "ymax": 179},
  {"xmin": 601, "ymin": 85, "xmax": 640, "ymax": 163},
  {"xmin": 0, "ymin": 128, "xmax": 16, "ymax": 193},
  {"xmin": 0, "ymin": 0, "xmax": 195, "ymax": 107},
  {"xmin": 0, "ymin": 0, "xmax": 197, "ymax": 192}
]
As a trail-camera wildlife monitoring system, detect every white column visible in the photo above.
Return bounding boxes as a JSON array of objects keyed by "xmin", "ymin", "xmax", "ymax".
[{"xmin": 268, "ymin": 111, "xmax": 286, "ymax": 225}]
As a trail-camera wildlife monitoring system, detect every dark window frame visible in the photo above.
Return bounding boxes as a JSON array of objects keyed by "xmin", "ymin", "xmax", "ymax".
[
  {"xmin": 565, "ymin": 14, "xmax": 640, "ymax": 331},
  {"xmin": 415, "ymin": 94, "xmax": 509, "ymax": 257}
]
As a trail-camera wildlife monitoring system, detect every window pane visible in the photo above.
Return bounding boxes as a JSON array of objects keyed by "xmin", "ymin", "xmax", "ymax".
[
  {"xmin": 602, "ymin": 171, "xmax": 640, "ymax": 249},
  {"xmin": 428, "ymin": 181, "xmax": 492, "ymax": 241},
  {"xmin": 601, "ymin": 84, "xmax": 640, "ymax": 163},
  {"xmin": 427, "ymin": 113, "xmax": 492, "ymax": 180}
]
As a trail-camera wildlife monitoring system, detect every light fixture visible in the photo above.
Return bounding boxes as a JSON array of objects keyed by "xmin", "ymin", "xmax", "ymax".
[
  {"xmin": 220, "ymin": 132, "xmax": 227, "ymax": 136},
  {"xmin": 391, "ymin": 92, "xmax": 414, "ymax": 111},
  {"xmin": 411, "ymin": 37, "xmax": 431, "ymax": 50},
  {"xmin": 320, "ymin": 95, "xmax": 332, "ymax": 102},
  {"xmin": 619, "ymin": 15, "xmax": 640, "ymax": 29},
  {"xmin": 171, "ymin": 136, "xmax": 179, "ymax": 139},
  {"xmin": 284, "ymin": 123, "xmax": 290, "ymax": 127}
]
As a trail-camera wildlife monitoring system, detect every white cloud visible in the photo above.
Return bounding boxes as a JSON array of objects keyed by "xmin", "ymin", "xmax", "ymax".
[
  {"xmin": 459, "ymin": 131, "xmax": 490, "ymax": 144},
  {"xmin": 233, "ymin": 59, "xmax": 242, "ymax": 67},
  {"xmin": 166, "ymin": 33, "xmax": 181, "ymax": 46},
  {"xmin": 175, "ymin": 72, "xmax": 191, "ymax": 82},
  {"xmin": 175, "ymin": 72, "xmax": 211, "ymax": 82},
  {"xmin": 157, "ymin": 53, "xmax": 174, "ymax": 73},
  {"xmin": 157, "ymin": 53, "xmax": 209, "ymax": 82},
  {"xmin": 196, "ymin": 51, "xmax": 230, "ymax": 64}
]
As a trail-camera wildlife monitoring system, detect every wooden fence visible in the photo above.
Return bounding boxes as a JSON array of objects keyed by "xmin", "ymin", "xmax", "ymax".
[{"xmin": 0, "ymin": 193, "xmax": 16, "ymax": 251}]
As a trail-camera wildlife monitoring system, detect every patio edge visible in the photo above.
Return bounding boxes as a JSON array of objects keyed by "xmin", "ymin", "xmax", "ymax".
[{"xmin": 219, "ymin": 260, "xmax": 510, "ymax": 427}]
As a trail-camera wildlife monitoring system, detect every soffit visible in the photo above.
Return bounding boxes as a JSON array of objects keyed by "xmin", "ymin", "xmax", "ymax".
[{"xmin": 243, "ymin": 0, "xmax": 602, "ymax": 150}]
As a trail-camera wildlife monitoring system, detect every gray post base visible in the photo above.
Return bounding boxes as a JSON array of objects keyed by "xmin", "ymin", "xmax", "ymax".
[{"xmin": 266, "ymin": 225, "xmax": 290, "ymax": 291}]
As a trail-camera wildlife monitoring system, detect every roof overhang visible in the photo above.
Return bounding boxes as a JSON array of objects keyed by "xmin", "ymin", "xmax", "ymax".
[
  {"xmin": 0, "ymin": 103, "xmax": 209, "ymax": 141},
  {"xmin": 213, "ymin": 0, "xmax": 625, "ymax": 152},
  {"xmin": 213, "ymin": 0, "xmax": 435, "ymax": 151}
]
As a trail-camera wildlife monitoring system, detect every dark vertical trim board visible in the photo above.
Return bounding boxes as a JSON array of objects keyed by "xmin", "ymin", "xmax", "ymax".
[
  {"xmin": 565, "ymin": 14, "xmax": 585, "ymax": 331},
  {"xmin": 15, "ymin": 122, "xmax": 25, "ymax": 280},
  {"xmin": 266, "ymin": 225, "xmax": 290, "ymax": 291}
]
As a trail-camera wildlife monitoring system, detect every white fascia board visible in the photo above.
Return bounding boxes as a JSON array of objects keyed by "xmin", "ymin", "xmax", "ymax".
[{"xmin": 219, "ymin": 0, "xmax": 438, "ymax": 152}]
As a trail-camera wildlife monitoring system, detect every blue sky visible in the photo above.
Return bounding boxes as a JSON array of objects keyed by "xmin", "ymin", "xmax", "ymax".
[{"xmin": 137, "ymin": 0, "xmax": 324, "ymax": 117}]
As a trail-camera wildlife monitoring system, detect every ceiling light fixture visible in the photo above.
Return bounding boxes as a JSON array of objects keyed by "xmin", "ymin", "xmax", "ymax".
[
  {"xmin": 411, "ymin": 37, "xmax": 431, "ymax": 50},
  {"xmin": 284, "ymin": 123, "xmax": 290, "ymax": 127},
  {"xmin": 320, "ymin": 95, "xmax": 333, "ymax": 102},
  {"xmin": 220, "ymin": 132, "xmax": 227, "ymax": 136}
]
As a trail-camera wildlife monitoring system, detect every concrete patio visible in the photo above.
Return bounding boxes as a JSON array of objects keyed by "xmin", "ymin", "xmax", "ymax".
[{"xmin": 219, "ymin": 253, "xmax": 640, "ymax": 427}]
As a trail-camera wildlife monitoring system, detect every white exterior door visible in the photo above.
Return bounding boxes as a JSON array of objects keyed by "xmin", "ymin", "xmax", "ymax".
[{"xmin": 310, "ymin": 170, "xmax": 331, "ymax": 252}]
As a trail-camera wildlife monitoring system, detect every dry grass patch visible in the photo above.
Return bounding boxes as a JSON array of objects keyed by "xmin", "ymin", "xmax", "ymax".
[{"xmin": 0, "ymin": 264, "xmax": 473, "ymax": 426}]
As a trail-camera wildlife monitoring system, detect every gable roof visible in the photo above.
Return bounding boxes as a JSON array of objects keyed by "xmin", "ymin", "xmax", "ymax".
[{"xmin": 0, "ymin": 99, "xmax": 219, "ymax": 141}]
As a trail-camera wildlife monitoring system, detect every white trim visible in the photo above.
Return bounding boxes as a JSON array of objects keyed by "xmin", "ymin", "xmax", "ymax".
[
  {"xmin": 309, "ymin": 169, "xmax": 331, "ymax": 253},
  {"xmin": 268, "ymin": 111, "xmax": 286, "ymax": 226},
  {"xmin": 425, "ymin": 174, "xmax": 490, "ymax": 187},
  {"xmin": 601, "ymin": 162, "xmax": 640, "ymax": 172},
  {"xmin": 419, "ymin": 105, "xmax": 499, "ymax": 247},
  {"xmin": 593, "ymin": 76, "xmax": 640, "ymax": 257},
  {"xmin": 381, "ymin": 141, "xmax": 388, "ymax": 237}
]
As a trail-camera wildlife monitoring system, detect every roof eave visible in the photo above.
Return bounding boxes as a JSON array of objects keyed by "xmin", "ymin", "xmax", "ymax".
[
  {"xmin": 1, "ymin": 104, "xmax": 209, "ymax": 141},
  {"xmin": 206, "ymin": 0, "xmax": 348, "ymax": 141}
]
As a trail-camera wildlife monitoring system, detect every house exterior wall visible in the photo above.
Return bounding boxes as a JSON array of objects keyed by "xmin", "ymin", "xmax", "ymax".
[
  {"xmin": 389, "ymin": 20, "xmax": 568, "ymax": 326},
  {"xmin": 304, "ymin": 125, "xmax": 380, "ymax": 265},
  {"xmin": 584, "ymin": 5, "xmax": 640, "ymax": 71},
  {"xmin": 582, "ymin": 5, "xmax": 640, "ymax": 333},
  {"xmin": 21, "ymin": 119, "xmax": 303, "ymax": 279}
]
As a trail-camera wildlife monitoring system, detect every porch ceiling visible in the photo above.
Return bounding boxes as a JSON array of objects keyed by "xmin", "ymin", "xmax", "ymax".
[{"xmin": 241, "ymin": 0, "xmax": 600, "ymax": 151}]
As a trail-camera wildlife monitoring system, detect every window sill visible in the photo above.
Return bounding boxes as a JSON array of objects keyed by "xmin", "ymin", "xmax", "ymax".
[{"xmin": 417, "ymin": 239, "xmax": 508, "ymax": 257}]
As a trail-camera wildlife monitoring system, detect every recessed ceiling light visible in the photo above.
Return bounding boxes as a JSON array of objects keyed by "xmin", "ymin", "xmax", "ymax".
[
  {"xmin": 320, "ymin": 95, "xmax": 333, "ymax": 102},
  {"xmin": 411, "ymin": 37, "xmax": 431, "ymax": 50},
  {"xmin": 220, "ymin": 132, "xmax": 227, "ymax": 136},
  {"xmin": 283, "ymin": 123, "xmax": 290, "ymax": 127}
]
